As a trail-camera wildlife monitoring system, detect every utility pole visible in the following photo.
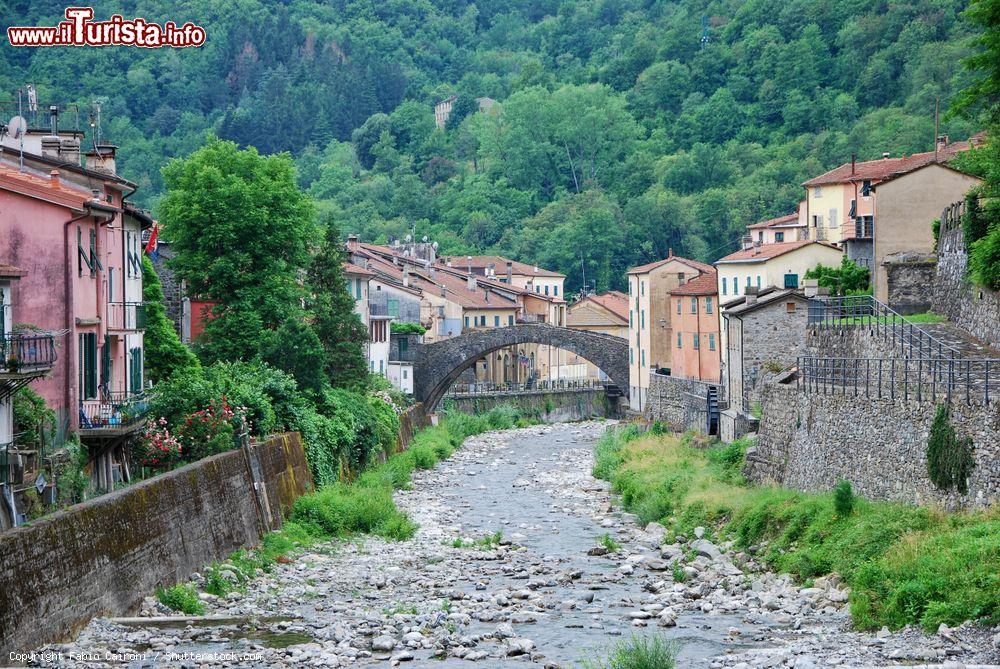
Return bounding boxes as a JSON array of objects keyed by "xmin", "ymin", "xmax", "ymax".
[{"xmin": 934, "ymin": 97, "xmax": 940, "ymax": 161}]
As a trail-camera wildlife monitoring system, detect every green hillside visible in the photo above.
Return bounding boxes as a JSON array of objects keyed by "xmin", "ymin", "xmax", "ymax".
[{"xmin": 0, "ymin": 0, "xmax": 984, "ymax": 291}]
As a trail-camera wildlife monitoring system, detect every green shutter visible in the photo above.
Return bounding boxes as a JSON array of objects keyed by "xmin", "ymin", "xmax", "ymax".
[
  {"xmin": 100, "ymin": 335, "xmax": 110, "ymax": 389},
  {"xmin": 129, "ymin": 347, "xmax": 143, "ymax": 393}
]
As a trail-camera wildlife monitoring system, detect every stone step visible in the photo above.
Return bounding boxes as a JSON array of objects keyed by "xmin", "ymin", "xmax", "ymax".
[{"xmin": 920, "ymin": 322, "xmax": 1000, "ymax": 359}]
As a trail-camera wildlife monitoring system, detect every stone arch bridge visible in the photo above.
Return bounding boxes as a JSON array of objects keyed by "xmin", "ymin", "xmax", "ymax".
[{"xmin": 411, "ymin": 324, "xmax": 629, "ymax": 410}]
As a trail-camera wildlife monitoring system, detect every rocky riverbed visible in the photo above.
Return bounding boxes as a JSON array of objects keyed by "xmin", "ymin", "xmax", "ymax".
[{"xmin": 35, "ymin": 421, "xmax": 999, "ymax": 668}]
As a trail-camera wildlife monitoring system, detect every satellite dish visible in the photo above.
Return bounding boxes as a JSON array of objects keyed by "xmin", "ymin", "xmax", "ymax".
[
  {"xmin": 405, "ymin": 234, "xmax": 412, "ymax": 243},
  {"xmin": 7, "ymin": 116, "xmax": 27, "ymax": 139}
]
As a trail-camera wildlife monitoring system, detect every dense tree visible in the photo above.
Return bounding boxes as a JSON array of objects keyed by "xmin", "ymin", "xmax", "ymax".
[{"xmin": 160, "ymin": 139, "xmax": 316, "ymax": 361}]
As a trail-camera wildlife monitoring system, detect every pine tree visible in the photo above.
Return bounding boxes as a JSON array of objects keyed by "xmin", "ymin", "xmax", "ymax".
[
  {"xmin": 308, "ymin": 219, "xmax": 369, "ymax": 389},
  {"xmin": 141, "ymin": 255, "xmax": 199, "ymax": 383}
]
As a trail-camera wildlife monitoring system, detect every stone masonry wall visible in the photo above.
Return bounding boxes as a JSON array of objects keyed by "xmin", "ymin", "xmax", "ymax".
[
  {"xmin": 446, "ymin": 389, "xmax": 614, "ymax": 423},
  {"xmin": 644, "ymin": 372, "xmax": 718, "ymax": 433},
  {"xmin": 883, "ymin": 253, "xmax": 937, "ymax": 315},
  {"xmin": 933, "ymin": 226, "xmax": 1000, "ymax": 348},
  {"xmin": 750, "ymin": 382, "xmax": 999, "ymax": 509},
  {"xmin": 0, "ymin": 432, "xmax": 314, "ymax": 656}
]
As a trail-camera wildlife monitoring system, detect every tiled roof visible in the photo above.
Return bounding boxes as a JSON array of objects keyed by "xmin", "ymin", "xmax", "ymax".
[
  {"xmin": 747, "ymin": 213, "xmax": 800, "ymax": 230},
  {"xmin": 440, "ymin": 255, "xmax": 565, "ymax": 278},
  {"xmin": 801, "ymin": 135, "xmax": 983, "ymax": 187},
  {"xmin": 669, "ymin": 270, "xmax": 718, "ymax": 296},
  {"xmin": 0, "ymin": 162, "xmax": 93, "ymax": 209},
  {"xmin": 715, "ymin": 241, "xmax": 842, "ymax": 264},
  {"xmin": 343, "ymin": 262, "xmax": 375, "ymax": 277},
  {"xmin": 627, "ymin": 254, "xmax": 714, "ymax": 275},
  {"xmin": 577, "ymin": 291, "xmax": 629, "ymax": 321},
  {"xmin": 0, "ymin": 263, "xmax": 25, "ymax": 278}
]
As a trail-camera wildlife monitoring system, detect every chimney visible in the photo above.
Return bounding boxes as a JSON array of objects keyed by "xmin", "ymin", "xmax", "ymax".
[
  {"xmin": 40, "ymin": 135, "xmax": 61, "ymax": 158},
  {"xmin": 402, "ymin": 266, "xmax": 410, "ymax": 288},
  {"xmin": 745, "ymin": 285, "xmax": 759, "ymax": 305},
  {"xmin": 85, "ymin": 143, "xmax": 118, "ymax": 174},
  {"xmin": 484, "ymin": 287, "xmax": 490, "ymax": 302},
  {"xmin": 440, "ymin": 285, "xmax": 446, "ymax": 298},
  {"xmin": 49, "ymin": 169, "xmax": 60, "ymax": 187},
  {"xmin": 467, "ymin": 274, "xmax": 478, "ymax": 291},
  {"xmin": 506, "ymin": 260, "xmax": 512, "ymax": 283},
  {"xmin": 802, "ymin": 278, "xmax": 820, "ymax": 298},
  {"xmin": 347, "ymin": 234, "xmax": 359, "ymax": 248},
  {"xmin": 850, "ymin": 153, "xmax": 856, "ymax": 175},
  {"xmin": 60, "ymin": 137, "xmax": 81, "ymax": 165},
  {"xmin": 936, "ymin": 135, "xmax": 949, "ymax": 153},
  {"xmin": 881, "ymin": 152, "xmax": 890, "ymax": 159},
  {"xmin": 668, "ymin": 247, "xmax": 673, "ymax": 258}
]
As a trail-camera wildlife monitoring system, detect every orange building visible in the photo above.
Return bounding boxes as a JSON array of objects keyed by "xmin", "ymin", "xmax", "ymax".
[{"xmin": 667, "ymin": 270, "xmax": 721, "ymax": 383}]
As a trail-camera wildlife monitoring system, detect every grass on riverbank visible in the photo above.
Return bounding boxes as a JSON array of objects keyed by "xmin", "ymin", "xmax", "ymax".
[
  {"xmin": 593, "ymin": 426, "xmax": 1000, "ymax": 632},
  {"xmin": 157, "ymin": 404, "xmax": 533, "ymax": 611},
  {"xmin": 583, "ymin": 635, "xmax": 677, "ymax": 669}
]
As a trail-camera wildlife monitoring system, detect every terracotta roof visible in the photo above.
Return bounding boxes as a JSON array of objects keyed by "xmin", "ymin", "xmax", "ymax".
[
  {"xmin": 747, "ymin": 213, "xmax": 800, "ymax": 230},
  {"xmin": 0, "ymin": 263, "xmax": 24, "ymax": 278},
  {"xmin": 575, "ymin": 291, "xmax": 629, "ymax": 321},
  {"xmin": 669, "ymin": 270, "xmax": 718, "ymax": 296},
  {"xmin": 801, "ymin": 135, "xmax": 983, "ymax": 187},
  {"xmin": 0, "ymin": 162, "xmax": 92, "ymax": 209},
  {"xmin": 715, "ymin": 241, "xmax": 842, "ymax": 264},
  {"xmin": 627, "ymin": 253, "xmax": 714, "ymax": 275},
  {"xmin": 440, "ymin": 255, "xmax": 565, "ymax": 278},
  {"xmin": 343, "ymin": 262, "xmax": 375, "ymax": 277}
]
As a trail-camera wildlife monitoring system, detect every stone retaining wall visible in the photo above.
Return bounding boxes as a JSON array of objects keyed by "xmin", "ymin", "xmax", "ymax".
[
  {"xmin": 445, "ymin": 389, "xmax": 614, "ymax": 422},
  {"xmin": 395, "ymin": 403, "xmax": 430, "ymax": 454},
  {"xmin": 933, "ymin": 227, "xmax": 1000, "ymax": 348},
  {"xmin": 750, "ymin": 383, "xmax": 999, "ymax": 509},
  {"xmin": 0, "ymin": 432, "xmax": 313, "ymax": 656},
  {"xmin": 883, "ymin": 252, "xmax": 937, "ymax": 315},
  {"xmin": 644, "ymin": 372, "xmax": 718, "ymax": 434}
]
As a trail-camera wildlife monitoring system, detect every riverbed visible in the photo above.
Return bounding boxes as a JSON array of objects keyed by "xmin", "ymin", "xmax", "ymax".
[{"xmin": 37, "ymin": 421, "xmax": 999, "ymax": 668}]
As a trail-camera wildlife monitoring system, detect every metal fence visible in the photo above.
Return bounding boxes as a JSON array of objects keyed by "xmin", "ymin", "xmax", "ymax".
[
  {"xmin": 807, "ymin": 295, "xmax": 960, "ymax": 360},
  {"xmin": 797, "ymin": 356, "xmax": 1000, "ymax": 405},
  {"xmin": 445, "ymin": 378, "xmax": 604, "ymax": 396},
  {"xmin": 0, "ymin": 332, "xmax": 57, "ymax": 373},
  {"xmin": 106, "ymin": 302, "xmax": 147, "ymax": 330}
]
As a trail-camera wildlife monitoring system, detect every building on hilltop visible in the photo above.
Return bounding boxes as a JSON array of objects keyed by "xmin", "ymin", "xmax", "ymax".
[
  {"xmin": 433, "ymin": 95, "xmax": 497, "ymax": 129},
  {"xmin": 626, "ymin": 251, "xmax": 715, "ymax": 412}
]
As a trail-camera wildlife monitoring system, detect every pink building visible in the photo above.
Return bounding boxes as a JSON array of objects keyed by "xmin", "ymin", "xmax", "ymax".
[
  {"xmin": 668, "ymin": 270, "xmax": 721, "ymax": 383},
  {"xmin": 0, "ymin": 137, "xmax": 150, "ymax": 491}
]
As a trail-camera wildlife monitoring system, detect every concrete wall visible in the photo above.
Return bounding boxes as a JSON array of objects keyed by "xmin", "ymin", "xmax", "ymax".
[
  {"xmin": 883, "ymin": 253, "xmax": 937, "ymax": 315},
  {"xmin": 445, "ymin": 388, "xmax": 616, "ymax": 422},
  {"xmin": 750, "ymin": 382, "xmax": 999, "ymax": 509},
  {"xmin": 0, "ymin": 432, "xmax": 313, "ymax": 655},
  {"xmin": 644, "ymin": 372, "xmax": 718, "ymax": 434},
  {"xmin": 933, "ymin": 226, "xmax": 1000, "ymax": 348}
]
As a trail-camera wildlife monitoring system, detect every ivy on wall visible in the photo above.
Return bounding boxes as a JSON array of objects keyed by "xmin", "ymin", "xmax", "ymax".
[{"xmin": 926, "ymin": 404, "xmax": 975, "ymax": 495}]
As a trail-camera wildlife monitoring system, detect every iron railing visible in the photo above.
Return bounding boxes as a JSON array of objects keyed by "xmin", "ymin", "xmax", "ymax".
[
  {"xmin": 807, "ymin": 295, "xmax": 961, "ymax": 360},
  {"xmin": 0, "ymin": 332, "xmax": 57, "ymax": 373},
  {"xmin": 106, "ymin": 302, "xmax": 147, "ymax": 331},
  {"xmin": 797, "ymin": 356, "xmax": 999, "ymax": 405},
  {"xmin": 79, "ymin": 391, "xmax": 150, "ymax": 430},
  {"xmin": 445, "ymin": 378, "xmax": 604, "ymax": 396}
]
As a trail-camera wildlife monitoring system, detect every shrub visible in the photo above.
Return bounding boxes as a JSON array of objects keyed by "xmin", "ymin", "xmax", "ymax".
[
  {"xmin": 585, "ymin": 635, "xmax": 677, "ymax": 669},
  {"xmin": 968, "ymin": 222, "xmax": 1000, "ymax": 290},
  {"xmin": 834, "ymin": 480, "xmax": 855, "ymax": 517},
  {"xmin": 156, "ymin": 584, "xmax": 204, "ymax": 615},
  {"xmin": 804, "ymin": 256, "xmax": 870, "ymax": 295},
  {"xmin": 962, "ymin": 191, "xmax": 989, "ymax": 246},
  {"xmin": 926, "ymin": 404, "xmax": 975, "ymax": 494},
  {"xmin": 389, "ymin": 322, "xmax": 426, "ymax": 335}
]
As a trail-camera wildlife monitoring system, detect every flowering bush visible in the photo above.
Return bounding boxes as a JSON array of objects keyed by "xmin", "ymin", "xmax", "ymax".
[
  {"xmin": 176, "ymin": 396, "xmax": 245, "ymax": 461},
  {"xmin": 140, "ymin": 417, "xmax": 184, "ymax": 468}
]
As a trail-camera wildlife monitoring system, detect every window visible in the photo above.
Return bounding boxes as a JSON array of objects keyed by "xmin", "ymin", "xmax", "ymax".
[
  {"xmin": 677, "ymin": 272, "xmax": 685, "ymax": 284},
  {"xmin": 78, "ymin": 333, "xmax": 98, "ymax": 400},
  {"xmin": 676, "ymin": 332, "xmax": 682, "ymax": 348},
  {"xmin": 693, "ymin": 333, "xmax": 700, "ymax": 350},
  {"xmin": 630, "ymin": 348, "xmax": 634, "ymax": 364},
  {"xmin": 464, "ymin": 316, "xmax": 470, "ymax": 328},
  {"xmin": 535, "ymin": 285, "xmax": 540, "ymax": 293},
  {"xmin": 849, "ymin": 199, "xmax": 857, "ymax": 218},
  {"xmin": 128, "ymin": 346, "xmax": 143, "ymax": 394},
  {"xmin": 775, "ymin": 232, "xmax": 784, "ymax": 242},
  {"xmin": 379, "ymin": 360, "xmax": 384, "ymax": 373},
  {"xmin": 640, "ymin": 281, "xmax": 645, "ymax": 296},
  {"xmin": 756, "ymin": 275, "xmax": 761, "ymax": 288},
  {"xmin": 813, "ymin": 186, "xmax": 822, "ymax": 197},
  {"xmin": 861, "ymin": 180, "xmax": 871, "ymax": 197},
  {"xmin": 108, "ymin": 267, "xmax": 115, "ymax": 302},
  {"xmin": 494, "ymin": 315, "xmax": 500, "ymax": 327},
  {"xmin": 708, "ymin": 333, "xmax": 716, "ymax": 350},
  {"xmin": 757, "ymin": 231, "xmax": 763, "ymax": 242},
  {"xmin": 784, "ymin": 273, "xmax": 799, "ymax": 289},
  {"xmin": 387, "ymin": 299, "xmax": 399, "ymax": 318},
  {"xmin": 355, "ymin": 278, "xmax": 363, "ymax": 299},
  {"xmin": 746, "ymin": 276, "xmax": 751, "ymax": 287},
  {"xmin": 812, "ymin": 214, "xmax": 823, "ymax": 228},
  {"xmin": 403, "ymin": 369, "xmax": 408, "ymax": 380},
  {"xmin": 786, "ymin": 302, "xmax": 797, "ymax": 313},
  {"xmin": 676, "ymin": 299, "xmax": 681, "ymax": 314},
  {"xmin": 640, "ymin": 349, "xmax": 645, "ymax": 368},
  {"xmin": 721, "ymin": 278, "xmax": 727, "ymax": 295},
  {"xmin": 829, "ymin": 208, "xmax": 838, "ymax": 229},
  {"xmin": 705, "ymin": 297, "xmax": 713, "ymax": 314},
  {"xmin": 544, "ymin": 285, "xmax": 549, "ymax": 295},
  {"xmin": 690, "ymin": 297, "xmax": 697, "ymax": 314},
  {"xmin": 629, "ymin": 309, "xmax": 633, "ymax": 327},
  {"xmin": 554, "ymin": 286, "xmax": 559, "ymax": 296},
  {"xmin": 508, "ymin": 315, "xmax": 514, "ymax": 326},
  {"xmin": 733, "ymin": 281, "xmax": 739, "ymax": 296},
  {"xmin": 640, "ymin": 310, "xmax": 645, "ymax": 329},
  {"xmin": 126, "ymin": 231, "xmax": 141, "ymax": 277}
]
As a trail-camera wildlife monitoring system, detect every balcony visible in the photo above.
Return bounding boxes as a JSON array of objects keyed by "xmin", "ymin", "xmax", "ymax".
[
  {"xmin": 79, "ymin": 391, "xmax": 150, "ymax": 436},
  {"xmin": 0, "ymin": 332, "xmax": 57, "ymax": 376},
  {"xmin": 106, "ymin": 302, "xmax": 147, "ymax": 331},
  {"xmin": 854, "ymin": 216, "xmax": 874, "ymax": 240}
]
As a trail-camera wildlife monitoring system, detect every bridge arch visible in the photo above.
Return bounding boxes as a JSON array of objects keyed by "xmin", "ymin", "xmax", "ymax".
[{"xmin": 412, "ymin": 324, "xmax": 629, "ymax": 410}]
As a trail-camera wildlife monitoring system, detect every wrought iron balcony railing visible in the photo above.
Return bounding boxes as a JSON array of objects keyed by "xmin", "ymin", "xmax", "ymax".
[
  {"xmin": 79, "ymin": 391, "xmax": 150, "ymax": 431},
  {"xmin": 0, "ymin": 332, "xmax": 57, "ymax": 373},
  {"xmin": 106, "ymin": 302, "xmax": 147, "ymax": 331}
]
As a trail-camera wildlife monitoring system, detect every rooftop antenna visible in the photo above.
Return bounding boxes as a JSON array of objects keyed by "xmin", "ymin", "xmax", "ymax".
[
  {"xmin": 26, "ymin": 83, "xmax": 37, "ymax": 126},
  {"xmin": 16, "ymin": 87, "xmax": 25, "ymax": 171},
  {"xmin": 91, "ymin": 98, "xmax": 105, "ymax": 147}
]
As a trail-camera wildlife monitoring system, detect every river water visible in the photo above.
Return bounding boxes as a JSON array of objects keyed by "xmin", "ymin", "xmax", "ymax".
[{"xmin": 40, "ymin": 421, "xmax": 999, "ymax": 668}]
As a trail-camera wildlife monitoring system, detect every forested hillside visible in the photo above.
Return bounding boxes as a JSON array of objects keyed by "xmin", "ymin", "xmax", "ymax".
[{"xmin": 0, "ymin": 0, "xmax": 984, "ymax": 292}]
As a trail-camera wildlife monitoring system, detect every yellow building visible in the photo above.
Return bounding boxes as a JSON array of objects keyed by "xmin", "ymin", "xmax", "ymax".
[{"xmin": 626, "ymin": 253, "xmax": 715, "ymax": 412}]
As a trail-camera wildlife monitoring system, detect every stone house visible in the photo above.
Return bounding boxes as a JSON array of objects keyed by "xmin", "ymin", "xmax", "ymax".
[{"xmin": 626, "ymin": 252, "xmax": 715, "ymax": 412}]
